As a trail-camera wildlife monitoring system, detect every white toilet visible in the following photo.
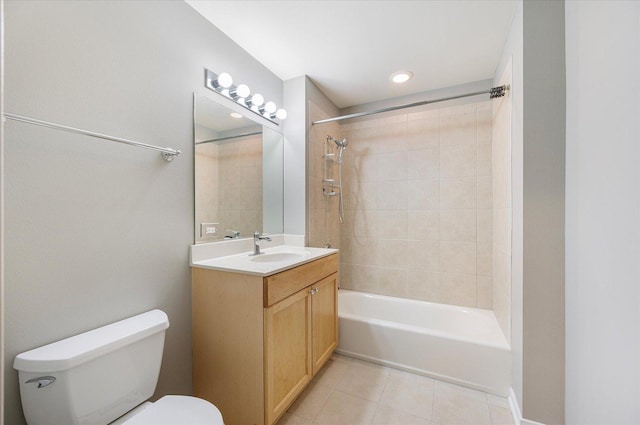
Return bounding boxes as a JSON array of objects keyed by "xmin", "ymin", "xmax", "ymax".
[{"xmin": 13, "ymin": 309, "xmax": 224, "ymax": 425}]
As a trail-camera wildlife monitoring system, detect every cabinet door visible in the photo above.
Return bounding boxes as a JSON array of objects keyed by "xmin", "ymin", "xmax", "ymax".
[
  {"xmin": 311, "ymin": 273, "xmax": 338, "ymax": 375},
  {"xmin": 264, "ymin": 287, "xmax": 312, "ymax": 425}
]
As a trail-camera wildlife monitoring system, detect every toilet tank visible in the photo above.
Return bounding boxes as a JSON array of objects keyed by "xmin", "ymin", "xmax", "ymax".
[{"xmin": 14, "ymin": 309, "xmax": 170, "ymax": 425}]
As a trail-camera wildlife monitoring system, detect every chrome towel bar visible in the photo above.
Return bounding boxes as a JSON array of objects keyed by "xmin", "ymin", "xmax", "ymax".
[{"xmin": 2, "ymin": 113, "xmax": 181, "ymax": 161}]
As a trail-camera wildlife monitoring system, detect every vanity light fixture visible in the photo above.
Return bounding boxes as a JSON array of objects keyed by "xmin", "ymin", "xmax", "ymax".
[
  {"xmin": 205, "ymin": 69, "xmax": 286, "ymax": 124},
  {"xmin": 390, "ymin": 70, "xmax": 414, "ymax": 84}
]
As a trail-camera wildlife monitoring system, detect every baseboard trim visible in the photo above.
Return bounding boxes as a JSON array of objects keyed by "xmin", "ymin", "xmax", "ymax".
[{"xmin": 509, "ymin": 387, "xmax": 546, "ymax": 425}]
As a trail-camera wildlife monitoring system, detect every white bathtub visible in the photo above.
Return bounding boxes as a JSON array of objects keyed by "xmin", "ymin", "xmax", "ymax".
[{"xmin": 336, "ymin": 290, "xmax": 511, "ymax": 396}]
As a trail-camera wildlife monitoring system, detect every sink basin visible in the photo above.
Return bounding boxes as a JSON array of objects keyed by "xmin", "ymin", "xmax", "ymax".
[{"xmin": 249, "ymin": 252, "xmax": 306, "ymax": 263}]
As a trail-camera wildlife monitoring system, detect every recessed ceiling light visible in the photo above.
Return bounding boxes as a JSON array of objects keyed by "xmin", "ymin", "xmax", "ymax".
[
  {"xmin": 230, "ymin": 112, "xmax": 243, "ymax": 119},
  {"xmin": 390, "ymin": 71, "xmax": 414, "ymax": 84}
]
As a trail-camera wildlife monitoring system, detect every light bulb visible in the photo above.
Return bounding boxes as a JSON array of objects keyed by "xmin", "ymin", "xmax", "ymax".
[
  {"xmin": 249, "ymin": 93, "xmax": 264, "ymax": 107},
  {"xmin": 275, "ymin": 109, "xmax": 287, "ymax": 120},
  {"xmin": 236, "ymin": 84, "xmax": 250, "ymax": 98},
  {"xmin": 264, "ymin": 101, "xmax": 277, "ymax": 114},
  {"xmin": 230, "ymin": 83, "xmax": 251, "ymax": 100},
  {"xmin": 216, "ymin": 72, "xmax": 233, "ymax": 88}
]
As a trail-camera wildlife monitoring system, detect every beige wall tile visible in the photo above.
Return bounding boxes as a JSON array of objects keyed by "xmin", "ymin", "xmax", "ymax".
[
  {"xmin": 349, "ymin": 209, "xmax": 379, "ymax": 239},
  {"xmin": 440, "ymin": 144, "xmax": 477, "ymax": 179},
  {"xmin": 378, "ymin": 210, "xmax": 408, "ymax": 239},
  {"xmin": 378, "ymin": 180, "xmax": 407, "ymax": 210},
  {"xmin": 477, "ymin": 275, "xmax": 493, "ymax": 309},
  {"xmin": 406, "ymin": 109, "xmax": 439, "ymax": 151},
  {"xmin": 351, "ymin": 153, "xmax": 379, "ymax": 181},
  {"xmin": 407, "ymin": 179, "xmax": 439, "ymax": 210},
  {"xmin": 378, "ymin": 151, "xmax": 407, "ymax": 181},
  {"xmin": 440, "ymin": 178, "xmax": 477, "ymax": 210},
  {"xmin": 407, "ymin": 147, "xmax": 439, "ymax": 180},
  {"xmin": 345, "ymin": 180, "xmax": 378, "ymax": 211},
  {"xmin": 378, "ymin": 239, "xmax": 408, "ymax": 269},
  {"xmin": 477, "ymin": 143, "xmax": 492, "ymax": 177},
  {"xmin": 378, "ymin": 268, "xmax": 408, "ymax": 298},
  {"xmin": 477, "ymin": 209, "xmax": 492, "ymax": 243},
  {"xmin": 477, "ymin": 241, "xmax": 492, "ymax": 277},
  {"xmin": 407, "ymin": 271, "xmax": 440, "ymax": 301},
  {"xmin": 438, "ymin": 273, "xmax": 477, "ymax": 307},
  {"xmin": 440, "ymin": 105, "xmax": 477, "ymax": 147},
  {"xmin": 477, "ymin": 176, "xmax": 493, "ymax": 209},
  {"xmin": 408, "ymin": 210, "xmax": 439, "ymax": 240},
  {"xmin": 406, "ymin": 240, "xmax": 440, "ymax": 272},
  {"xmin": 350, "ymin": 237, "xmax": 380, "ymax": 266},
  {"xmin": 440, "ymin": 241, "xmax": 477, "ymax": 274},
  {"xmin": 440, "ymin": 210, "xmax": 477, "ymax": 242},
  {"xmin": 351, "ymin": 265, "xmax": 379, "ymax": 293}
]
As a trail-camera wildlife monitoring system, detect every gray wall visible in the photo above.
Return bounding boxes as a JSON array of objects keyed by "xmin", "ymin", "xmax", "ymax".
[
  {"xmin": 522, "ymin": 1, "xmax": 566, "ymax": 423},
  {"xmin": 2, "ymin": 1, "xmax": 281, "ymax": 424},
  {"xmin": 565, "ymin": 1, "xmax": 640, "ymax": 423}
]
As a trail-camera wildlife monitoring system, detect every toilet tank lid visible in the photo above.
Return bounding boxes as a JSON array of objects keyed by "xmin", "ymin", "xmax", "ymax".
[{"xmin": 13, "ymin": 309, "xmax": 169, "ymax": 373}]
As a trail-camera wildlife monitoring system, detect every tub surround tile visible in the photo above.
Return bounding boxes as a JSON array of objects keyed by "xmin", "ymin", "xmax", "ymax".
[
  {"xmin": 378, "ymin": 268, "xmax": 409, "ymax": 298},
  {"xmin": 440, "ymin": 241, "xmax": 477, "ymax": 274},
  {"xmin": 407, "ymin": 179, "xmax": 440, "ymax": 210},
  {"xmin": 439, "ymin": 178, "xmax": 477, "ymax": 210},
  {"xmin": 439, "ymin": 210, "xmax": 477, "ymax": 242},
  {"xmin": 408, "ymin": 210, "xmax": 440, "ymax": 241},
  {"xmin": 310, "ymin": 100, "xmax": 496, "ymax": 310},
  {"xmin": 378, "ymin": 210, "xmax": 408, "ymax": 239},
  {"xmin": 438, "ymin": 273, "xmax": 477, "ymax": 307},
  {"xmin": 440, "ymin": 144, "xmax": 477, "ymax": 179}
]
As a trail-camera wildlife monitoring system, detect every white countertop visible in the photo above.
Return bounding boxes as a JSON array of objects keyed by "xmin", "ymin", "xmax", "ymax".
[{"xmin": 190, "ymin": 235, "xmax": 338, "ymax": 276}]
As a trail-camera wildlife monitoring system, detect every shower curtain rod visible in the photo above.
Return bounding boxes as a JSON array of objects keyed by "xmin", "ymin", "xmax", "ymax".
[
  {"xmin": 2, "ymin": 113, "xmax": 181, "ymax": 161},
  {"xmin": 312, "ymin": 85, "xmax": 509, "ymax": 125}
]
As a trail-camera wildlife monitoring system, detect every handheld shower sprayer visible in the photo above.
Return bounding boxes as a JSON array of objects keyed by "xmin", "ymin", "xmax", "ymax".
[{"xmin": 325, "ymin": 135, "xmax": 348, "ymax": 224}]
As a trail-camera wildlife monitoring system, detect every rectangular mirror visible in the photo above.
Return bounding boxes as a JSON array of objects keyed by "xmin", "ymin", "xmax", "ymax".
[{"xmin": 194, "ymin": 93, "xmax": 284, "ymax": 243}]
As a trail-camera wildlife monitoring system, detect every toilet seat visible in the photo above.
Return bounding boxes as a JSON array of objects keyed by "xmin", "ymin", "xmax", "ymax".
[{"xmin": 122, "ymin": 395, "xmax": 224, "ymax": 425}]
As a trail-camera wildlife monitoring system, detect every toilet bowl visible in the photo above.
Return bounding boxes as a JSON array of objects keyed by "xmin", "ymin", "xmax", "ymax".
[
  {"xmin": 13, "ymin": 309, "xmax": 223, "ymax": 425},
  {"xmin": 112, "ymin": 396, "xmax": 223, "ymax": 425}
]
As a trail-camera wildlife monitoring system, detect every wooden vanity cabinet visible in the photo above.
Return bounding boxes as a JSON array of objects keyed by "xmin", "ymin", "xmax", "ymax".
[{"xmin": 192, "ymin": 253, "xmax": 338, "ymax": 425}]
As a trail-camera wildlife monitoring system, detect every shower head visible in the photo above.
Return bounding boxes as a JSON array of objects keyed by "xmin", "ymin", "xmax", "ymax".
[{"xmin": 328, "ymin": 135, "xmax": 349, "ymax": 148}]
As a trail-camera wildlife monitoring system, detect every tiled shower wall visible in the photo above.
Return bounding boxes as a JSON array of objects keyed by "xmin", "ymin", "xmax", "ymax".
[
  {"xmin": 331, "ymin": 102, "xmax": 494, "ymax": 308},
  {"xmin": 309, "ymin": 102, "xmax": 342, "ymax": 250}
]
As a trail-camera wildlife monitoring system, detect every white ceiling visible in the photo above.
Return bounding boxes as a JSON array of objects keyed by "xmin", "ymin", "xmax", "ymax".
[{"xmin": 186, "ymin": 0, "xmax": 518, "ymax": 109}]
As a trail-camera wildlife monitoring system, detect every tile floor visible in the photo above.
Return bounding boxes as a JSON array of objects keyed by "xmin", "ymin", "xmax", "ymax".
[{"xmin": 276, "ymin": 355, "xmax": 515, "ymax": 425}]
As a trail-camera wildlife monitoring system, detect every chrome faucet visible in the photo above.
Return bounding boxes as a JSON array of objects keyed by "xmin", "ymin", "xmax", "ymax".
[
  {"xmin": 251, "ymin": 231, "xmax": 272, "ymax": 256},
  {"xmin": 224, "ymin": 229, "xmax": 241, "ymax": 239}
]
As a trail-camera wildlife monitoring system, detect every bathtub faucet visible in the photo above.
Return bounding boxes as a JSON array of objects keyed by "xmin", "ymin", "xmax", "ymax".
[{"xmin": 251, "ymin": 231, "xmax": 272, "ymax": 256}]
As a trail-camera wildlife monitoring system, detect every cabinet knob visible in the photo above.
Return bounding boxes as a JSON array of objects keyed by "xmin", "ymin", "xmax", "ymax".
[{"xmin": 309, "ymin": 287, "xmax": 319, "ymax": 295}]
